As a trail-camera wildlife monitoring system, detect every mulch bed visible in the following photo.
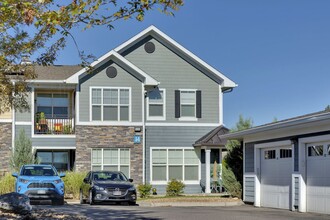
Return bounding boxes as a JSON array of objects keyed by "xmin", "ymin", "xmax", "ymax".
[{"xmin": 0, "ymin": 209, "xmax": 87, "ymax": 220}]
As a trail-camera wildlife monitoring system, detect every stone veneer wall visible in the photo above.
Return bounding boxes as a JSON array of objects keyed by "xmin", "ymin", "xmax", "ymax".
[
  {"xmin": 0, "ymin": 123, "xmax": 12, "ymax": 173},
  {"xmin": 75, "ymin": 126, "xmax": 143, "ymax": 183}
]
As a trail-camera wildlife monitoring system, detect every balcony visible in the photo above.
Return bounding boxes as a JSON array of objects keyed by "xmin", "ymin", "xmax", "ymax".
[{"xmin": 35, "ymin": 114, "xmax": 75, "ymax": 135}]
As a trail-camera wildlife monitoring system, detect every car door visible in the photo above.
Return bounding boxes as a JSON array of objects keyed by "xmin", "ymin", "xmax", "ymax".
[{"xmin": 82, "ymin": 172, "xmax": 91, "ymax": 198}]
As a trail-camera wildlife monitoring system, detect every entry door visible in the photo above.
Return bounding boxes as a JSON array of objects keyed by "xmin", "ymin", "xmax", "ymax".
[
  {"xmin": 306, "ymin": 143, "xmax": 330, "ymax": 214},
  {"xmin": 260, "ymin": 147, "xmax": 292, "ymax": 209}
]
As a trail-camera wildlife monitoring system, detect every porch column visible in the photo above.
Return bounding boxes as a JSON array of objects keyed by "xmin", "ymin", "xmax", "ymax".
[{"xmin": 205, "ymin": 148, "xmax": 211, "ymax": 193}]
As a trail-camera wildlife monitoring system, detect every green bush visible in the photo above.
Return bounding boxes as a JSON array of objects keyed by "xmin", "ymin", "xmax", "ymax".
[
  {"xmin": 166, "ymin": 179, "xmax": 185, "ymax": 197},
  {"xmin": 0, "ymin": 173, "xmax": 15, "ymax": 195},
  {"xmin": 222, "ymin": 159, "xmax": 242, "ymax": 198},
  {"xmin": 62, "ymin": 171, "xmax": 87, "ymax": 199},
  {"xmin": 137, "ymin": 183, "xmax": 152, "ymax": 198}
]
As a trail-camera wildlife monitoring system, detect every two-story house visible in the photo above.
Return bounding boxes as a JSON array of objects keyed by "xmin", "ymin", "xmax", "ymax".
[{"xmin": 1, "ymin": 26, "xmax": 237, "ymax": 194}]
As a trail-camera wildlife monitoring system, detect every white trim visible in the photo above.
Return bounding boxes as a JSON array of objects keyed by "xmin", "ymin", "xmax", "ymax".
[
  {"xmin": 178, "ymin": 117, "xmax": 198, "ymax": 122},
  {"xmin": 292, "ymin": 173, "xmax": 300, "ymax": 211},
  {"xmin": 254, "ymin": 147, "xmax": 261, "ymax": 207},
  {"xmin": 89, "ymin": 87, "xmax": 132, "ymax": 122},
  {"xmin": 12, "ymin": 81, "xmax": 16, "ymax": 153},
  {"xmin": 205, "ymin": 148, "xmax": 211, "ymax": 193},
  {"xmin": 0, "ymin": 119, "xmax": 12, "ymax": 123},
  {"xmin": 32, "ymin": 134, "xmax": 76, "ymax": 139},
  {"xmin": 219, "ymin": 85, "xmax": 223, "ymax": 125},
  {"xmin": 179, "ymin": 89, "xmax": 197, "ymax": 118},
  {"xmin": 32, "ymin": 146, "xmax": 76, "ymax": 150},
  {"xmin": 146, "ymin": 88, "xmax": 166, "ymax": 121},
  {"xmin": 145, "ymin": 123, "xmax": 220, "ymax": 127},
  {"xmin": 149, "ymin": 147, "xmax": 200, "ymax": 185},
  {"xmin": 142, "ymin": 83, "xmax": 146, "ymax": 184},
  {"xmin": 255, "ymin": 140, "xmax": 292, "ymax": 149},
  {"xmin": 76, "ymin": 85, "xmax": 80, "ymax": 124},
  {"xmin": 77, "ymin": 121, "xmax": 143, "ymax": 126},
  {"xmin": 15, "ymin": 121, "xmax": 32, "ymax": 125},
  {"xmin": 114, "ymin": 26, "xmax": 237, "ymax": 88},
  {"xmin": 31, "ymin": 87, "xmax": 35, "ymax": 137}
]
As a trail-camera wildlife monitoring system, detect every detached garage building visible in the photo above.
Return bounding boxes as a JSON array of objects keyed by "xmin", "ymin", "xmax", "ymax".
[{"xmin": 221, "ymin": 110, "xmax": 330, "ymax": 214}]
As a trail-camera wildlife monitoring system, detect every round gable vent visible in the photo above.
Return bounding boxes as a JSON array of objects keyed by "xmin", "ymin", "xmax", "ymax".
[
  {"xmin": 144, "ymin": 42, "xmax": 155, "ymax": 53},
  {"xmin": 106, "ymin": 66, "xmax": 117, "ymax": 78}
]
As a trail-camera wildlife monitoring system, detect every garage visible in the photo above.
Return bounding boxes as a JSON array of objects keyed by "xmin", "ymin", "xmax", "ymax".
[
  {"xmin": 306, "ymin": 142, "xmax": 330, "ymax": 214},
  {"xmin": 260, "ymin": 147, "xmax": 292, "ymax": 209}
]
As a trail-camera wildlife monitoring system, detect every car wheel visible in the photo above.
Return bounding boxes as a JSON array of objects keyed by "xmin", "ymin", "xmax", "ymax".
[
  {"xmin": 79, "ymin": 190, "xmax": 84, "ymax": 204},
  {"xmin": 89, "ymin": 190, "xmax": 94, "ymax": 205}
]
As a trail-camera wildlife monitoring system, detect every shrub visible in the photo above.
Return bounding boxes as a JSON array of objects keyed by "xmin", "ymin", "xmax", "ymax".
[
  {"xmin": 137, "ymin": 183, "xmax": 152, "ymax": 198},
  {"xmin": 166, "ymin": 179, "xmax": 185, "ymax": 197},
  {"xmin": 222, "ymin": 159, "xmax": 242, "ymax": 198},
  {"xmin": 62, "ymin": 171, "xmax": 87, "ymax": 199},
  {"xmin": 0, "ymin": 173, "xmax": 15, "ymax": 195}
]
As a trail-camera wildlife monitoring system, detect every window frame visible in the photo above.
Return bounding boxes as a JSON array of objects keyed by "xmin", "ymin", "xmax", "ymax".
[
  {"xmin": 180, "ymin": 89, "xmax": 196, "ymax": 119},
  {"xmin": 150, "ymin": 147, "xmax": 200, "ymax": 185},
  {"xmin": 91, "ymin": 148, "xmax": 130, "ymax": 178},
  {"xmin": 90, "ymin": 87, "xmax": 131, "ymax": 122},
  {"xmin": 146, "ymin": 88, "xmax": 166, "ymax": 121},
  {"xmin": 36, "ymin": 92, "xmax": 70, "ymax": 119}
]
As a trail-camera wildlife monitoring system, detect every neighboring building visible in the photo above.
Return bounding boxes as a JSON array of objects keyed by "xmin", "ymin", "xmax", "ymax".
[
  {"xmin": 1, "ymin": 26, "xmax": 237, "ymax": 194},
  {"xmin": 221, "ymin": 110, "xmax": 330, "ymax": 214}
]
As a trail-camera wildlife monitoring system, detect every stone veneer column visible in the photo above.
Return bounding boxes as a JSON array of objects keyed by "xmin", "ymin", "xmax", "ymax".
[
  {"xmin": 75, "ymin": 126, "xmax": 143, "ymax": 183},
  {"xmin": 0, "ymin": 123, "xmax": 12, "ymax": 173}
]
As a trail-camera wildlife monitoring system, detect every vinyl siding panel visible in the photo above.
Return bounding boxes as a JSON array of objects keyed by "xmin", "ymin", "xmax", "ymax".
[
  {"xmin": 124, "ymin": 38, "xmax": 220, "ymax": 123},
  {"xmin": 244, "ymin": 176, "xmax": 255, "ymax": 202},
  {"xmin": 245, "ymin": 143, "xmax": 255, "ymax": 173},
  {"xmin": 15, "ymin": 125, "xmax": 32, "ymax": 138},
  {"xmin": 294, "ymin": 177, "xmax": 299, "ymax": 207},
  {"xmin": 79, "ymin": 62, "xmax": 142, "ymax": 122},
  {"xmin": 15, "ymin": 93, "xmax": 31, "ymax": 122},
  {"xmin": 145, "ymin": 126, "xmax": 216, "ymax": 192},
  {"xmin": 152, "ymin": 184, "xmax": 202, "ymax": 195}
]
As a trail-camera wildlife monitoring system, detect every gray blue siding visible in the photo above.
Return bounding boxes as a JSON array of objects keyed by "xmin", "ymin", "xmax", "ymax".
[
  {"xmin": 245, "ymin": 143, "xmax": 254, "ymax": 173},
  {"xmin": 79, "ymin": 62, "xmax": 142, "ymax": 122},
  {"xmin": 244, "ymin": 176, "xmax": 255, "ymax": 202},
  {"xmin": 15, "ymin": 93, "xmax": 31, "ymax": 122},
  {"xmin": 294, "ymin": 177, "xmax": 299, "ymax": 207},
  {"xmin": 124, "ymin": 38, "xmax": 220, "ymax": 123}
]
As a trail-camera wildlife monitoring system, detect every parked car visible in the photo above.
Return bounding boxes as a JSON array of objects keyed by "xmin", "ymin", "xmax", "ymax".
[
  {"xmin": 12, "ymin": 164, "xmax": 65, "ymax": 205},
  {"xmin": 80, "ymin": 171, "xmax": 136, "ymax": 205}
]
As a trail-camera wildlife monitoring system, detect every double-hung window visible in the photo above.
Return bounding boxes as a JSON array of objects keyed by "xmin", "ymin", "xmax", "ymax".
[
  {"xmin": 147, "ymin": 89, "xmax": 165, "ymax": 120},
  {"xmin": 151, "ymin": 148, "xmax": 199, "ymax": 183},
  {"xmin": 91, "ymin": 87, "xmax": 130, "ymax": 121},
  {"xmin": 37, "ymin": 93, "xmax": 69, "ymax": 119},
  {"xmin": 91, "ymin": 148, "xmax": 130, "ymax": 177},
  {"xmin": 175, "ymin": 90, "xmax": 201, "ymax": 120}
]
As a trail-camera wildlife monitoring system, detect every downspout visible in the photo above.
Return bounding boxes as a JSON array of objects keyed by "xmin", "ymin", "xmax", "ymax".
[{"xmin": 11, "ymin": 81, "xmax": 16, "ymax": 155}]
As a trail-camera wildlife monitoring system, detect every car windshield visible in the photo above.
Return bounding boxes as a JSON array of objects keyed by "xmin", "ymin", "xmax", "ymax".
[
  {"xmin": 92, "ymin": 172, "xmax": 128, "ymax": 182},
  {"xmin": 21, "ymin": 166, "xmax": 56, "ymax": 176}
]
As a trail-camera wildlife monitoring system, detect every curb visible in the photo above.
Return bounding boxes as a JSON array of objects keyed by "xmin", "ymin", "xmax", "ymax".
[{"xmin": 137, "ymin": 201, "xmax": 244, "ymax": 207}]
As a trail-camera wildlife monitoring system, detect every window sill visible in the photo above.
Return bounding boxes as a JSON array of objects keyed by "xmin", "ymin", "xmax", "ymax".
[
  {"xmin": 178, "ymin": 117, "xmax": 198, "ymax": 122},
  {"xmin": 147, "ymin": 116, "xmax": 166, "ymax": 121}
]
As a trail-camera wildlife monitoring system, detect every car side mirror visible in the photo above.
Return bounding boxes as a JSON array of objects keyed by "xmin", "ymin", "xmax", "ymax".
[
  {"xmin": 12, "ymin": 173, "xmax": 18, "ymax": 178},
  {"xmin": 59, "ymin": 173, "xmax": 66, "ymax": 178},
  {"xmin": 128, "ymin": 178, "xmax": 133, "ymax": 183},
  {"xmin": 83, "ymin": 178, "xmax": 89, "ymax": 183}
]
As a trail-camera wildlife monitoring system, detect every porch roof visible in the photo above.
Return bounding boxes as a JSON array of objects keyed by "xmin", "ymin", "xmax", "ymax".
[
  {"xmin": 194, "ymin": 125, "xmax": 230, "ymax": 147},
  {"xmin": 33, "ymin": 65, "xmax": 82, "ymax": 80}
]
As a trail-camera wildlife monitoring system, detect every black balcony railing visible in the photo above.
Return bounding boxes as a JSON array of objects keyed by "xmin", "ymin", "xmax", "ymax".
[{"xmin": 35, "ymin": 114, "xmax": 75, "ymax": 135}]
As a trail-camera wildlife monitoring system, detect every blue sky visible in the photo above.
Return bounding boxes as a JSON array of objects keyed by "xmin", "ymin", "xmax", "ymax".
[{"xmin": 53, "ymin": 0, "xmax": 330, "ymax": 129}]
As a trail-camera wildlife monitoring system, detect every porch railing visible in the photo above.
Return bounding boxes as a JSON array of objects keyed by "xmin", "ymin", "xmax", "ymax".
[{"xmin": 35, "ymin": 115, "xmax": 75, "ymax": 135}]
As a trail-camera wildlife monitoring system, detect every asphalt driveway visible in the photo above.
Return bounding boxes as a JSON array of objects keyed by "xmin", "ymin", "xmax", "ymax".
[{"xmin": 33, "ymin": 204, "xmax": 330, "ymax": 220}]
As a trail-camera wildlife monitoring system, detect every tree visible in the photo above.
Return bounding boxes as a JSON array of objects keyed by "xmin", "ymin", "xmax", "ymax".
[
  {"xmin": 10, "ymin": 129, "xmax": 39, "ymax": 171},
  {"xmin": 223, "ymin": 115, "xmax": 253, "ymax": 198},
  {"xmin": 0, "ymin": 0, "xmax": 184, "ymax": 113}
]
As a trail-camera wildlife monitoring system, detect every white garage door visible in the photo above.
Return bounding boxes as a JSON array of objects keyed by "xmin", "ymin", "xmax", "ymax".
[
  {"xmin": 260, "ymin": 147, "xmax": 292, "ymax": 209},
  {"xmin": 306, "ymin": 143, "xmax": 330, "ymax": 214}
]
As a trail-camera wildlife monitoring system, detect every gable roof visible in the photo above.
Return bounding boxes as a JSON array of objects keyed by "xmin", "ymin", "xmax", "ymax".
[
  {"xmin": 65, "ymin": 50, "xmax": 159, "ymax": 86},
  {"xmin": 115, "ymin": 25, "xmax": 237, "ymax": 89},
  {"xmin": 221, "ymin": 110, "xmax": 330, "ymax": 140},
  {"xmin": 33, "ymin": 65, "xmax": 81, "ymax": 80},
  {"xmin": 194, "ymin": 125, "xmax": 230, "ymax": 147}
]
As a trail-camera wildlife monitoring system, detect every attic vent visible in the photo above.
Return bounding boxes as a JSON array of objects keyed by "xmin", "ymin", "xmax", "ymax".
[
  {"xmin": 144, "ymin": 42, "xmax": 155, "ymax": 53},
  {"xmin": 106, "ymin": 66, "xmax": 117, "ymax": 78}
]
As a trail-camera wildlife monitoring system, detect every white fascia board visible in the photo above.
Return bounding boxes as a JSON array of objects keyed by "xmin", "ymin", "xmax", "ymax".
[
  {"xmin": 115, "ymin": 25, "xmax": 237, "ymax": 88},
  {"xmin": 65, "ymin": 50, "xmax": 159, "ymax": 86}
]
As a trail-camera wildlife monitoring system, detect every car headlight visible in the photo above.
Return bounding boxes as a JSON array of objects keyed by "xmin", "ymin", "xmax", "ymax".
[
  {"xmin": 128, "ymin": 186, "xmax": 136, "ymax": 191},
  {"xmin": 54, "ymin": 179, "xmax": 62, "ymax": 184},
  {"xmin": 94, "ymin": 185, "xmax": 105, "ymax": 191},
  {"xmin": 19, "ymin": 178, "xmax": 29, "ymax": 184}
]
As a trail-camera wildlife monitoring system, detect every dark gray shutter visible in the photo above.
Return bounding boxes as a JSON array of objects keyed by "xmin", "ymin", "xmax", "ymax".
[
  {"xmin": 196, "ymin": 90, "xmax": 202, "ymax": 118},
  {"xmin": 175, "ymin": 90, "xmax": 180, "ymax": 118}
]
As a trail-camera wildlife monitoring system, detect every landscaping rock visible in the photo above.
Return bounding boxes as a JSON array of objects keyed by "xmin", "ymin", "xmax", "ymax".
[{"xmin": 0, "ymin": 192, "xmax": 32, "ymax": 215}]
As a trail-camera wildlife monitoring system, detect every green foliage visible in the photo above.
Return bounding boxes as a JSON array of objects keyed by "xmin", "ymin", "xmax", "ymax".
[
  {"xmin": 0, "ymin": 173, "xmax": 15, "ymax": 195},
  {"xmin": 223, "ymin": 115, "xmax": 253, "ymax": 198},
  {"xmin": 137, "ymin": 183, "xmax": 152, "ymax": 198},
  {"xmin": 62, "ymin": 171, "xmax": 87, "ymax": 199},
  {"xmin": 10, "ymin": 129, "xmax": 39, "ymax": 172},
  {"xmin": 166, "ymin": 179, "xmax": 185, "ymax": 197}
]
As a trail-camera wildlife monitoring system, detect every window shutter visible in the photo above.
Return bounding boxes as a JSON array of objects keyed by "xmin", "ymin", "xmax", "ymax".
[
  {"xmin": 196, "ymin": 90, "xmax": 202, "ymax": 118},
  {"xmin": 175, "ymin": 90, "xmax": 180, "ymax": 118}
]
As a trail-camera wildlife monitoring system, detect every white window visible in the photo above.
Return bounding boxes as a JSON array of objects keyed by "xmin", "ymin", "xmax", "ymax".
[
  {"xmin": 91, "ymin": 87, "xmax": 130, "ymax": 121},
  {"xmin": 91, "ymin": 148, "xmax": 130, "ymax": 178},
  {"xmin": 180, "ymin": 90, "xmax": 196, "ymax": 117},
  {"xmin": 147, "ymin": 89, "xmax": 165, "ymax": 120},
  {"xmin": 36, "ymin": 93, "xmax": 69, "ymax": 119},
  {"xmin": 151, "ymin": 148, "xmax": 200, "ymax": 184}
]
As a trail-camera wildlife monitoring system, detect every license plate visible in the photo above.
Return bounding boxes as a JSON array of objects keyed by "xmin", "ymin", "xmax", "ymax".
[
  {"xmin": 113, "ymin": 191, "xmax": 121, "ymax": 196},
  {"xmin": 37, "ymin": 190, "xmax": 46, "ymax": 194}
]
